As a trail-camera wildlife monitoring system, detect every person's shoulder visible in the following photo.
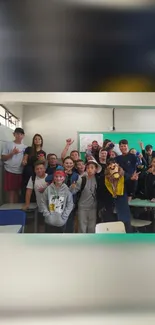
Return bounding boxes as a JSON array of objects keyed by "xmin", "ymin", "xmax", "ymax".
[
  {"xmin": 129, "ymin": 153, "xmax": 137, "ymax": 161},
  {"xmin": 6, "ymin": 141, "xmax": 13, "ymax": 147},
  {"xmin": 116, "ymin": 155, "xmax": 122, "ymax": 161},
  {"xmin": 24, "ymin": 146, "xmax": 31, "ymax": 153},
  {"xmin": 62, "ymin": 183, "xmax": 70, "ymax": 192}
]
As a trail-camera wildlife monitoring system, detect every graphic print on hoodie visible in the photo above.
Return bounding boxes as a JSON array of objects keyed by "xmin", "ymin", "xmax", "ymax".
[
  {"xmin": 41, "ymin": 183, "xmax": 73, "ymax": 227},
  {"xmin": 49, "ymin": 195, "xmax": 64, "ymax": 213}
]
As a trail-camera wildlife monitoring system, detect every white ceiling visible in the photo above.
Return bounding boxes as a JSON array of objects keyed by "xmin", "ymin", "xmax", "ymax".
[{"xmin": 0, "ymin": 93, "xmax": 155, "ymax": 108}]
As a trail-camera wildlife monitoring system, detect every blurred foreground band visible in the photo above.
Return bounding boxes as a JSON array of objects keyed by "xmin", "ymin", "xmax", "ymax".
[
  {"xmin": 0, "ymin": 234, "xmax": 155, "ymax": 314},
  {"xmin": 0, "ymin": 0, "xmax": 155, "ymax": 91}
]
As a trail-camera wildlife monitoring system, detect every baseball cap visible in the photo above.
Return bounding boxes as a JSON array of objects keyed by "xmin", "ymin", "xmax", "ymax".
[{"xmin": 14, "ymin": 127, "xmax": 25, "ymax": 134}]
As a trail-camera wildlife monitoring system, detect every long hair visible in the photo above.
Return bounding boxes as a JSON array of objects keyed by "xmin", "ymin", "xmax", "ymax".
[{"xmin": 31, "ymin": 134, "xmax": 43, "ymax": 157}]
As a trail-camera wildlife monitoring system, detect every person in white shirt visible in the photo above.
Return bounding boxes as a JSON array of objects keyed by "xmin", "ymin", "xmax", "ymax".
[
  {"xmin": 1, "ymin": 127, "xmax": 27, "ymax": 203},
  {"xmin": 23, "ymin": 161, "xmax": 48, "ymax": 210},
  {"xmin": 22, "ymin": 161, "xmax": 48, "ymax": 232}
]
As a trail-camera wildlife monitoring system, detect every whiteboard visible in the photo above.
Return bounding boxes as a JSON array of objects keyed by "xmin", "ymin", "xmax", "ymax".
[{"xmin": 79, "ymin": 133, "xmax": 103, "ymax": 152}]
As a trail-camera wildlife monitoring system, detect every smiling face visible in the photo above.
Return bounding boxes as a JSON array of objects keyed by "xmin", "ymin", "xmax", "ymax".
[
  {"xmin": 54, "ymin": 172, "xmax": 65, "ymax": 185},
  {"xmin": 119, "ymin": 143, "xmax": 128, "ymax": 155},
  {"xmin": 35, "ymin": 163, "xmax": 45, "ymax": 178},
  {"xmin": 63, "ymin": 158, "xmax": 74, "ymax": 172}
]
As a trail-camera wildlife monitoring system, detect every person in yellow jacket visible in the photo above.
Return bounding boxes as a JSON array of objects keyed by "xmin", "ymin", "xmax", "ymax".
[{"xmin": 104, "ymin": 159, "xmax": 139, "ymax": 232}]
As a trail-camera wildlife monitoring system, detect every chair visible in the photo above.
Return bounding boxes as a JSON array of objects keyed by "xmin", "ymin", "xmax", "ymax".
[
  {"xmin": 0, "ymin": 210, "xmax": 26, "ymax": 233},
  {"xmin": 131, "ymin": 217, "xmax": 152, "ymax": 232},
  {"xmin": 95, "ymin": 221, "xmax": 126, "ymax": 233}
]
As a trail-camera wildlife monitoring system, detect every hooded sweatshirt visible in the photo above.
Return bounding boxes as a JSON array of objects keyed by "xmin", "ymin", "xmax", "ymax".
[{"xmin": 41, "ymin": 183, "xmax": 73, "ymax": 227}]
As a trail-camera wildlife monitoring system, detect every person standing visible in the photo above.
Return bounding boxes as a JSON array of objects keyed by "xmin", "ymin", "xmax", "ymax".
[{"xmin": 2, "ymin": 127, "xmax": 27, "ymax": 203}]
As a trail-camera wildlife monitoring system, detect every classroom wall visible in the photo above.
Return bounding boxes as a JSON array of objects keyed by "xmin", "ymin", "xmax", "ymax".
[
  {"xmin": 23, "ymin": 105, "xmax": 112, "ymax": 155},
  {"xmin": 23, "ymin": 105, "xmax": 155, "ymax": 156}
]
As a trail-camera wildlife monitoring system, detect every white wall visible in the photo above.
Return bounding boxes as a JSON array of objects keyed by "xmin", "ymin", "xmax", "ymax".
[
  {"xmin": 0, "ymin": 92, "xmax": 155, "ymax": 107},
  {"xmin": 115, "ymin": 108, "xmax": 155, "ymax": 131},
  {"xmin": 23, "ymin": 106, "xmax": 112, "ymax": 155},
  {"xmin": 23, "ymin": 105, "xmax": 155, "ymax": 156}
]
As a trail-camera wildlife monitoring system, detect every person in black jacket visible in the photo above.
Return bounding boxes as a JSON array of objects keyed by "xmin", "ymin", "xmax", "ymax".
[
  {"xmin": 145, "ymin": 157, "xmax": 155, "ymax": 201},
  {"xmin": 139, "ymin": 141, "xmax": 155, "ymax": 168}
]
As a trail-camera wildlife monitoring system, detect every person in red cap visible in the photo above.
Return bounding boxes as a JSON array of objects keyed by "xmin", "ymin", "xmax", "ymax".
[{"xmin": 41, "ymin": 169, "xmax": 73, "ymax": 233}]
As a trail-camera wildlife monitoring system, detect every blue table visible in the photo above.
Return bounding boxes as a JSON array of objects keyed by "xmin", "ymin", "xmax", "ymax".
[{"xmin": 0, "ymin": 203, "xmax": 38, "ymax": 233}]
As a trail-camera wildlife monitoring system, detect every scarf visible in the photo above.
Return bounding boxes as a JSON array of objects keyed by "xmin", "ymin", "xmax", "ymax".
[{"xmin": 105, "ymin": 176, "xmax": 124, "ymax": 197}]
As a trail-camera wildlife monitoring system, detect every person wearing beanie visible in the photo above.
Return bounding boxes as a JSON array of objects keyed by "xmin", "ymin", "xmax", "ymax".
[{"xmin": 41, "ymin": 169, "xmax": 73, "ymax": 233}]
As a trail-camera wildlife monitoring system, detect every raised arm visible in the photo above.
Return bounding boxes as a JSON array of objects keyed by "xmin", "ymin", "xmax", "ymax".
[
  {"xmin": 1, "ymin": 144, "xmax": 20, "ymax": 161},
  {"xmin": 69, "ymin": 175, "xmax": 82, "ymax": 194},
  {"xmin": 139, "ymin": 141, "xmax": 145, "ymax": 153},
  {"xmin": 61, "ymin": 139, "xmax": 74, "ymax": 161}
]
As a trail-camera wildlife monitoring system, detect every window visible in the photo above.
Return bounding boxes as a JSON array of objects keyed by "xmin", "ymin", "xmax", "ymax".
[
  {"xmin": 0, "ymin": 105, "xmax": 21, "ymax": 130},
  {"xmin": 0, "ymin": 105, "xmax": 6, "ymax": 126}
]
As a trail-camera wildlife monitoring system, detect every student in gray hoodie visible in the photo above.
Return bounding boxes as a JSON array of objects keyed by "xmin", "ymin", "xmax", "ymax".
[{"xmin": 41, "ymin": 169, "xmax": 73, "ymax": 233}]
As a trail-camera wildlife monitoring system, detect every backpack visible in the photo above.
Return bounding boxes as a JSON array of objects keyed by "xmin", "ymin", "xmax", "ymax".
[{"xmin": 74, "ymin": 176, "xmax": 87, "ymax": 209}]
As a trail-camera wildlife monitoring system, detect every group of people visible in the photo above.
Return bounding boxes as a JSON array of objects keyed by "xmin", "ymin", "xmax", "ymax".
[{"xmin": 1, "ymin": 127, "xmax": 155, "ymax": 233}]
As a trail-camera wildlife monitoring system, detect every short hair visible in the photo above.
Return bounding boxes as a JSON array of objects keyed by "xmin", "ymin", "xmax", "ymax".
[
  {"xmin": 100, "ymin": 149, "xmax": 108, "ymax": 153},
  {"xmin": 103, "ymin": 139, "xmax": 111, "ymax": 147},
  {"xmin": 145, "ymin": 144, "xmax": 152, "ymax": 151},
  {"xmin": 92, "ymin": 140, "xmax": 98, "ymax": 144},
  {"xmin": 119, "ymin": 139, "xmax": 128, "ymax": 145},
  {"xmin": 63, "ymin": 156, "xmax": 74, "ymax": 163},
  {"xmin": 70, "ymin": 150, "xmax": 79, "ymax": 155},
  {"xmin": 34, "ymin": 160, "xmax": 45, "ymax": 168},
  {"xmin": 47, "ymin": 153, "xmax": 58, "ymax": 159},
  {"xmin": 86, "ymin": 161, "xmax": 97, "ymax": 168},
  {"xmin": 76, "ymin": 159, "xmax": 85, "ymax": 165},
  {"xmin": 107, "ymin": 158, "xmax": 117, "ymax": 166}
]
